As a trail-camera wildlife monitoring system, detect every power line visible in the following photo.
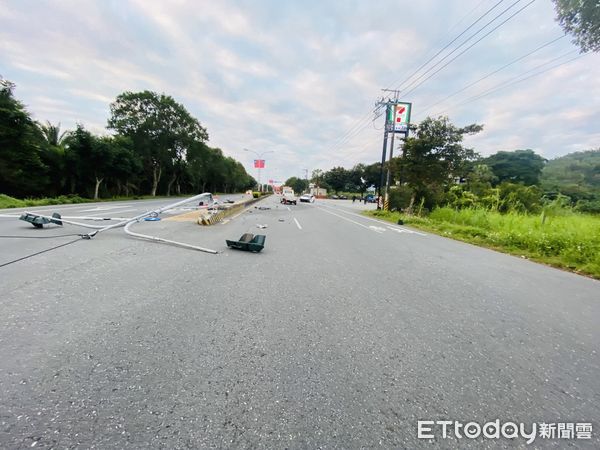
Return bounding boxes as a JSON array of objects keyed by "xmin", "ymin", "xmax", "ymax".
[
  {"xmin": 418, "ymin": 34, "xmax": 566, "ymax": 115},
  {"xmin": 321, "ymin": 1, "xmax": 510, "ymax": 156},
  {"xmin": 401, "ymin": 0, "xmax": 537, "ymax": 98},
  {"xmin": 322, "ymin": 0, "xmax": 536, "ymax": 158},
  {"xmin": 394, "ymin": 0, "xmax": 519, "ymax": 95},
  {"xmin": 0, "ymin": 237, "xmax": 82, "ymax": 268},
  {"xmin": 332, "ymin": 2, "xmax": 525, "ymax": 152},
  {"xmin": 432, "ymin": 51, "xmax": 587, "ymax": 116},
  {"xmin": 385, "ymin": 0, "xmax": 508, "ymax": 95}
]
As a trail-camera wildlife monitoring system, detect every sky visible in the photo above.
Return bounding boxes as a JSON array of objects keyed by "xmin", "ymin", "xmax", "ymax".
[{"xmin": 1, "ymin": 0, "xmax": 598, "ymax": 183}]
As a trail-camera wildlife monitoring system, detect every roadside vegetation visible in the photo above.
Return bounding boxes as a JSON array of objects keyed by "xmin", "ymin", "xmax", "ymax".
[
  {"xmin": 1, "ymin": 78, "xmax": 256, "ymax": 202},
  {"xmin": 293, "ymin": 116, "xmax": 600, "ymax": 279},
  {"xmin": 0, "ymin": 193, "xmax": 208, "ymax": 209}
]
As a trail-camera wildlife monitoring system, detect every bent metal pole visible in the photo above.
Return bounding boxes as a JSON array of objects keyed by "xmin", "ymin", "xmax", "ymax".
[
  {"xmin": 123, "ymin": 221, "xmax": 217, "ymax": 254},
  {"xmin": 87, "ymin": 192, "xmax": 215, "ymax": 237},
  {"xmin": 89, "ymin": 192, "xmax": 219, "ymax": 253}
]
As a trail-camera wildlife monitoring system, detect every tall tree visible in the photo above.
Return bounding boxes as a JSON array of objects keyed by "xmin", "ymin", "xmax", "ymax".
[
  {"xmin": 37, "ymin": 121, "xmax": 68, "ymax": 147},
  {"xmin": 396, "ymin": 116, "xmax": 482, "ymax": 210},
  {"xmin": 109, "ymin": 136, "xmax": 141, "ymax": 197},
  {"xmin": 323, "ymin": 166, "xmax": 351, "ymax": 193},
  {"xmin": 107, "ymin": 91, "xmax": 208, "ymax": 196},
  {"xmin": 36, "ymin": 121, "xmax": 70, "ymax": 196},
  {"xmin": 284, "ymin": 176, "xmax": 308, "ymax": 194},
  {"xmin": 64, "ymin": 125, "xmax": 115, "ymax": 199},
  {"xmin": 484, "ymin": 149, "xmax": 546, "ymax": 186},
  {"xmin": 0, "ymin": 78, "xmax": 48, "ymax": 197},
  {"xmin": 553, "ymin": 0, "xmax": 600, "ymax": 52}
]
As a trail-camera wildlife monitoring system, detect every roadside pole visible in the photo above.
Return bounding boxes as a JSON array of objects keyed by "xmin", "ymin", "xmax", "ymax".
[
  {"xmin": 377, "ymin": 125, "xmax": 388, "ymax": 210},
  {"xmin": 382, "ymin": 98, "xmax": 412, "ymax": 211},
  {"xmin": 384, "ymin": 123, "xmax": 396, "ymax": 211}
]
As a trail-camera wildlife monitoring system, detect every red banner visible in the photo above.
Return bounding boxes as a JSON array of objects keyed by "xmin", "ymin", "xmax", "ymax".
[{"xmin": 254, "ymin": 159, "xmax": 265, "ymax": 168}]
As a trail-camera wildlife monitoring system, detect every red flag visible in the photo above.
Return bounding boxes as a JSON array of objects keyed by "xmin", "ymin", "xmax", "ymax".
[{"xmin": 254, "ymin": 159, "xmax": 265, "ymax": 168}]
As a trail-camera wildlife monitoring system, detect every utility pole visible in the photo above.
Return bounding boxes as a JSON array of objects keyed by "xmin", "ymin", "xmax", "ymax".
[
  {"xmin": 376, "ymin": 89, "xmax": 412, "ymax": 210},
  {"xmin": 382, "ymin": 89, "xmax": 400, "ymax": 211},
  {"xmin": 377, "ymin": 126, "xmax": 388, "ymax": 209}
]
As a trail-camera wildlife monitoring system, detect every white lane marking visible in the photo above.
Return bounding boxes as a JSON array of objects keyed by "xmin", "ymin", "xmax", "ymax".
[
  {"xmin": 294, "ymin": 217, "xmax": 302, "ymax": 230},
  {"xmin": 387, "ymin": 226, "xmax": 418, "ymax": 234},
  {"xmin": 319, "ymin": 204, "xmax": 427, "ymax": 236},
  {"xmin": 286, "ymin": 206, "xmax": 291, "ymax": 211},
  {"xmin": 369, "ymin": 226, "xmax": 386, "ymax": 233},
  {"xmin": 79, "ymin": 205, "xmax": 134, "ymax": 212},
  {"xmin": 317, "ymin": 207, "xmax": 383, "ymax": 233},
  {"xmin": 80, "ymin": 209, "xmax": 138, "ymax": 217}
]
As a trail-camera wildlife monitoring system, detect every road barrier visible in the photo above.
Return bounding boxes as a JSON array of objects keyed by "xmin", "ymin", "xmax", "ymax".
[{"xmin": 197, "ymin": 194, "xmax": 270, "ymax": 226}]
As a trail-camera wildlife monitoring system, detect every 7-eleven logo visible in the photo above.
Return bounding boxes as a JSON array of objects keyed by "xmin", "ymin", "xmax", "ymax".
[{"xmin": 395, "ymin": 104, "xmax": 409, "ymax": 124}]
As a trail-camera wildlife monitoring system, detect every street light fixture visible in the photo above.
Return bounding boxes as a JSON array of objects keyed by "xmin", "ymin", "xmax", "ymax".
[{"xmin": 244, "ymin": 148, "xmax": 274, "ymax": 192}]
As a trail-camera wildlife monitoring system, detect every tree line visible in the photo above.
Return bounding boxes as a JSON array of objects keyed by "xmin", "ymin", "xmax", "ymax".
[
  {"xmin": 289, "ymin": 116, "xmax": 599, "ymax": 214},
  {"xmin": 0, "ymin": 78, "xmax": 255, "ymax": 199}
]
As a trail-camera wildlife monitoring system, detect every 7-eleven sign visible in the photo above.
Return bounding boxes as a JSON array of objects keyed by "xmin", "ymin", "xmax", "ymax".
[{"xmin": 387, "ymin": 102, "xmax": 411, "ymax": 133}]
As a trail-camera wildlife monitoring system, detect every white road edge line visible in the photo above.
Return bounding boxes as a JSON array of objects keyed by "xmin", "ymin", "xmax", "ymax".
[
  {"xmin": 319, "ymin": 204, "xmax": 427, "ymax": 236},
  {"xmin": 293, "ymin": 217, "xmax": 302, "ymax": 230},
  {"xmin": 317, "ymin": 207, "xmax": 383, "ymax": 233}
]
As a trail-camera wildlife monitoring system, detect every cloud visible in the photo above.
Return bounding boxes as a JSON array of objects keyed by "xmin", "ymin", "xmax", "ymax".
[{"xmin": 0, "ymin": 0, "xmax": 598, "ymax": 183}]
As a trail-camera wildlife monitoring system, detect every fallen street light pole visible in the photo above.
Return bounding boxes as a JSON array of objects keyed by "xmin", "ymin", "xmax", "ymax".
[
  {"xmin": 8, "ymin": 193, "xmax": 219, "ymax": 253},
  {"xmin": 86, "ymin": 192, "xmax": 216, "ymax": 237},
  {"xmin": 123, "ymin": 220, "xmax": 218, "ymax": 254}
]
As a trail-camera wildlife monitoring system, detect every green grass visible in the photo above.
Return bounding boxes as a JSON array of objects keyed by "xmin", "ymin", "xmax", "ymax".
[
  {"xmin": 0, "ymin": 194, "xmax": 91, "ymax": 209},
  {"xmin": 367, "ymin": 207, "xmax": 600, "ymax": 279},
  {"xmin": 0, "ymin": 193, "xmax": 220, "ymax": 210},
  {"xmin": 0, "ymin": 192, "xmax": 250, "ymax": 210}
]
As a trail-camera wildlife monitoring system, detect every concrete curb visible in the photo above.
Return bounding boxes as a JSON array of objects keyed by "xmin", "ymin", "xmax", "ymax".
[{"xmin": 197, "ymin": 195, "xmax": 270, "ymax": 226}]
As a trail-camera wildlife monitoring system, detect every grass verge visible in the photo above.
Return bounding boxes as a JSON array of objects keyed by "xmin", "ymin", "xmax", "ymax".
[
  {"xmin": 366, "ymin": 207, "xmax": 600, "ymax": 280},
  {"xmin": 0, "ymin": 193, "xmax": 240, "ymax": 210}
]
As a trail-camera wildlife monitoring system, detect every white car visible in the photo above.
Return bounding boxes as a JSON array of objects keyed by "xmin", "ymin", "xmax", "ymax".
[{"xmin": 299, "ymin": 194, "xmax": 315, "ymax": 203}]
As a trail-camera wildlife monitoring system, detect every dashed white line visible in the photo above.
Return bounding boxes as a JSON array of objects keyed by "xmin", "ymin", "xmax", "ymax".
[
  {"xmin": 319, "ymin": 204, "xmax": 427, "ymax": 236},
  {"xmin": 293, "ymin": 217, "xmax": 302, "ymax": 230},
  {"xmin": 317, "ymin": 207, "xmax": 382, "ymax": 233}
]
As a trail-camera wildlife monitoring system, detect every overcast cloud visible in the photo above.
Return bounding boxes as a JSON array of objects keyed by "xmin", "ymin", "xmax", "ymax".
[{"xmin": 1, "ymin": 0, "xmax": 598, "ymax": 182}]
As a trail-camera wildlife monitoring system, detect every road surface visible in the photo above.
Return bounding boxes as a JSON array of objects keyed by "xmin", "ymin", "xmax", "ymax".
[{"xmin": 0, "ymin": 195, "xmax": 598, "ymax": 448}]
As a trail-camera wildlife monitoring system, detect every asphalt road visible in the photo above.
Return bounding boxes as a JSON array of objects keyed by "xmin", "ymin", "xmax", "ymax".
[{"xmin": 0, "ymin": 195, "xmax": 598, "ymax": 448}]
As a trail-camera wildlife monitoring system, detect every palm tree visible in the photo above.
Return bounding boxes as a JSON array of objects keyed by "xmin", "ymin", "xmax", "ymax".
[{"xmin": 37, "ymin": 121, "xmax": 69, "ymax": 146}]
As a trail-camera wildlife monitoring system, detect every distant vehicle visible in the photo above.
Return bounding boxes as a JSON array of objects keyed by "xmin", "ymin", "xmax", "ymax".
[
  {"xmin": 339, "ymin": 195, "xmax": 348, "ymax": 200},
  {"xmin": 365, "ymin": 194, "xmax": 377, "ymax": 203},
  {"xmin": 299, "ymin": 194, "xmax": 315, "ymax": 203},
  {"xmin": 281, "ymin": 186, "xmax": 297, "ymax": 205},
  {"xmin": 330, "ymin": 195, "xmax": 339, "ymax": 199}
]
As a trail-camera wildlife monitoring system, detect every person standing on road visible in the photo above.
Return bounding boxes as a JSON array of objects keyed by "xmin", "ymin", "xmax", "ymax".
[{"xmin": 352, "ymin": 195, "xmax": 356, "ymax": 203}]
